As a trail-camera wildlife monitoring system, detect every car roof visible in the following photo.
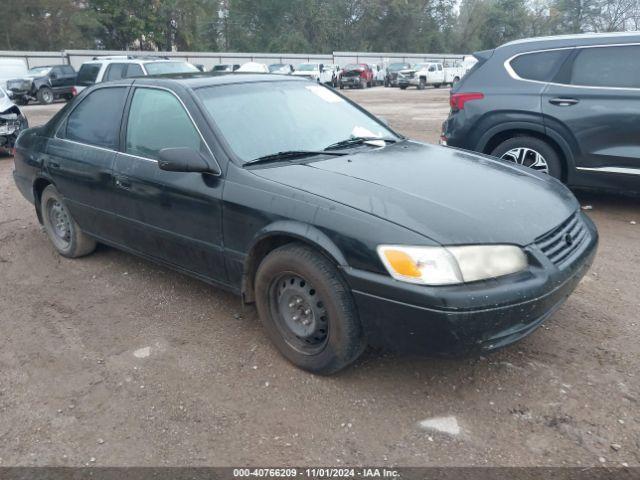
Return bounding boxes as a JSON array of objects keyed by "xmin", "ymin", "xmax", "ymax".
[
  {"xmin": 120, "ymin": 72, "xmax": 308, "ymax": 90},
  {"xmin": 82, "ymin": 58, "xmax": 187, "ymax": 65},
  {"xmin": 499, "ymin": 31, "xmax": 640, "ymax": 53}
]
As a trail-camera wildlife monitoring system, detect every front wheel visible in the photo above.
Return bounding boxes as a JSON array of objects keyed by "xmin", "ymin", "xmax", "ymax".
[
  {"xmin": 41, "ymin": 185, "xmax": 97, "ymax": 257},
  {"xmin": 490, "ymin": 136, "xmax": 562, "ymax": 179},
  {"xmin": 255, "ymin": 243, "xmax": 366, "ymax": 375},
  {"xmin": 434, "ymin": 83, "xmax": 441, "ymax": 89}
]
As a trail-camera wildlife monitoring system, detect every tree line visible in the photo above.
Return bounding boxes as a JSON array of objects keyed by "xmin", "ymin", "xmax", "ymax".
[{"xmin": 2, "ymin": 0, "xmax": 639, "ymax": 54}]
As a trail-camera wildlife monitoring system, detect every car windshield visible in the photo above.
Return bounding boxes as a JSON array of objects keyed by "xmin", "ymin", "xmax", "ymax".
[
  {"xmin": 77, "ymin": 63, "xmax": 100, "ymax": 86},
  {"xmin": 144, "ymin": 62, "xmax": 199, "ymax": 75},
  {"xmin": 212, "ymin": 65, "xmax": 230, "ymax": 71},
  {"xmin": 196, "ymin": 81, "xmax": 397, "ymax": 163},
  {"xmin": 296, "ymin": 64, "xmax": 317, "ymax": 72},
  {"xmin": 343, "ymin": 64, "xmax": 362, "ymax": 70},
  {"xmin": 28, "ymin": 67, "xmax": 51, "ymax": 76},
  {"xmin": 269, "ymin": 64, "xmax": 286, "ymax": 72}
]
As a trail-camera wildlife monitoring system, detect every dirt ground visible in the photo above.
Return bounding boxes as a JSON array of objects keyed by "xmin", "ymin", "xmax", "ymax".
[{"xmin": 0, "ymin": 87, "xmax": 638, "ymax": 467}]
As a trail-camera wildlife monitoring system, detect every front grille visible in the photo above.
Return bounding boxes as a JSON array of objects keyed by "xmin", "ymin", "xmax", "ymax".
[{"xmin": 535, "ymin": 213, "xmax": 588, "ymax": 267}]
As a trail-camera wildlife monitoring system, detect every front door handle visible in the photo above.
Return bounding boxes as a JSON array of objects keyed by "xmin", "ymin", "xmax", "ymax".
[
  {"xmin": 549, "ymin": 97, "xmax": 579, "ymax": 106},
  {"xmin": 114, "ymin": 177, "xmax": 132, "ymax": 190}
]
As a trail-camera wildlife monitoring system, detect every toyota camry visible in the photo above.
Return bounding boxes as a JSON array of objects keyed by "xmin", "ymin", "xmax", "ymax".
[{"xmin": 12, "ymin": 74, "xmax": 598, "ymax": 374}]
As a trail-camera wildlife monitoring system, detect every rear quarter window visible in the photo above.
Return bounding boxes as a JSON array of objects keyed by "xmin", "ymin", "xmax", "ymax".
[
  {"xmin": 509, "ymin": 49, "xmax": 571, "ymax": 82},
  {"xmin": 76, "ymin": 64, "xmax": 101, "ymax": 86}
]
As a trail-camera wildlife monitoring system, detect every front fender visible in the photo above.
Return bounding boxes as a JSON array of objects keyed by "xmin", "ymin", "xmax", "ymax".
[{"xmin": 249, "ymin": 220, "xmax": 348, "ymax": 266}]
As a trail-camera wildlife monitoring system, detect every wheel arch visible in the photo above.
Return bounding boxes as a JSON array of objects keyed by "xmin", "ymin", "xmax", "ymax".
[
  {"xmin": 32, "ymin": 176, "xmax": 54, "ymax": 224},
  {"xmin": 479, "ymin": 123, "xmax": 575, "ymax": 182},
  {"xmin": 241, "ymin": 221, "xmax": 347, "ymax": 304}
]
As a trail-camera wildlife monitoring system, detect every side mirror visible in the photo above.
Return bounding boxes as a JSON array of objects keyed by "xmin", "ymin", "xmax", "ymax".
[{"xmin": 158, "ymin": 147, "xmax": 220, "ymax": 174}]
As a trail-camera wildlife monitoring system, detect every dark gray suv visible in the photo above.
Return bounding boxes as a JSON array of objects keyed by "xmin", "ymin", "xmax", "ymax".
[{"xmin": 441, "ymin": 32, "xmax": 640, "ymax": 194}]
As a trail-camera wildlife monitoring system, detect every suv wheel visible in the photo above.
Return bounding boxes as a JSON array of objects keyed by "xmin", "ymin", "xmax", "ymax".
[
  {"xmin": 37, "ymin": 87, "xmax": 54, "ymax": 105},
  {"xmin": 491, "ymin": 136, "xmax": 562, "ymax": 178},
  {"xmin": 41, "ymin": 185, "xmax": 97, "ymax": 257},
  {"xmin": 255, "ymin": 243, "xmax": 366, "ymax": 375},
  {"xmin": 418, "ymin": 78, "xmax": 426, "ymax": 90}
]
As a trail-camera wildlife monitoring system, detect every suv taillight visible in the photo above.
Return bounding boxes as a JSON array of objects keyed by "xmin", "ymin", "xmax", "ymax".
[
  {"xmin": 450, "ymin": 92, "xmax": 484, "ymax": 111},
  {"xmin": 71, "ymin": 87, "xmax": 78, "ymax": 96}
]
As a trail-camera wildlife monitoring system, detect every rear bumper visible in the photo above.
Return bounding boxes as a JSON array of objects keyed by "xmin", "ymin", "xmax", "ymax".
[
  {"xmin": 342, "ymin": 213, "xmax": 598, "ymax": 354},
  {"xmin": 13, "ymin": 170, "xmax": 34, "ymax": 203}
]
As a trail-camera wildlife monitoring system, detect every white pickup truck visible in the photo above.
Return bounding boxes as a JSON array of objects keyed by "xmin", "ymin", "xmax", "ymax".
[
  {"xmin": 443, "ymin": 60, "xmax": 466, "ymax": 85},
  {"xmin": 397, "ymin": 62, "xmax": 445, "ymax": 89}
]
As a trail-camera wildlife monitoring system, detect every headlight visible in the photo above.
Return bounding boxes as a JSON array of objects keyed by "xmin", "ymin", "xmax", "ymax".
[{"xmin": 377, "ymin": 245, "xmax": 528, "ymax": 285}]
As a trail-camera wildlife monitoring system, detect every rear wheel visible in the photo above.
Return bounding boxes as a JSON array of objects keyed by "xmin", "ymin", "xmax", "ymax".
[
  {"xmin": 41, "ymin": 185, "xmax": 96, "ymax": 258},
  {"xmin": 490, "ymin": 136, "xmax": 562, "ymax": 179},
  {"xmin": 418, "ymin": 78, "xmax": 426, "ymax": 90},
  {"xmin": 434, "ymin": 83, "xmax": 442, "ymax": 88},
  {"xmin": 37, "ymin": 87, "xmax": 54, "ymax": 105},
  {"xmin": 255, "ymin": 243, "xmax": 366, "ymax": 375}
]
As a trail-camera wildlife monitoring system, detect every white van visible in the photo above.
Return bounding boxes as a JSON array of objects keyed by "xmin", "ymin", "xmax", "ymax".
[{"xmin": 0, "ymin": 58, "xmax": 28, "ymax": 92}]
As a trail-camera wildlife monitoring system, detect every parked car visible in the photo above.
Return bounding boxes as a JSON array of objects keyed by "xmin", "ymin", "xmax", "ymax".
[
  {"xmin": 269, "ymin": 63, "xmax": 295, "ymax": 75},
  {"xmin": 339, "ymin": 63, "xmax": 374, "ymax": 89},
  {"xmin": 292, "ymin": 63, "xmax": 333, "ymax": 84},
  {"xmin": 443, "ymin": 60, "xmax": 465, "ymax": 86},
  {"xmin": 6, "ymin": 65, "xmax": 76, "ymax": 105},
  {"xmin": 322, "ymin": 64, "xmax": 341, "ymax": 87},
  {"xmin": 441, "ymin": 32, "xmax": 640, "ymax": 194},
  {"xmin": 384, "ymin": 62, "xmax": 411, "ymax": 87},
  {"xmin": 237, "ymin": 62, "xmax": 270, "ymax": 73},
  {"xmin": 0, "ymin": 86, "xmax": 28, "ymax": 151},
  {"xmin": 74, "ymin": 56, "xmax": 199, "ymax": 93},
  {"xmin": 398, "ymin": 62, "xmax": 445, "ymax": 89},
  {"xmin": 13, "ymin": 74, "xmax": 597, "ymax": 374},
  {"xmin": 0, "ymin": 58, "xmax": 28, "ymax": 92},
  {"xmin": 212, "ymin": 64, "xmax": 240, "ymax": 73}
]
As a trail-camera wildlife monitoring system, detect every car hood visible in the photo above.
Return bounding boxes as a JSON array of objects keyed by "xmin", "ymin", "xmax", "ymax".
[
  {"xmin": 0, "ymin": 92, "xmax": 19, "ymax": 113},
  {"xmin": 252, "ymin": 141, "xmax": 578, "ymax": 246}
]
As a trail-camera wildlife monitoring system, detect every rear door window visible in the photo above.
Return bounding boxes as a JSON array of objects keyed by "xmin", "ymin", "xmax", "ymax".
[
  {"xmin": 570, "ymin": 45, "xmax": 640, "ymax": 88},
  {"xmin": 63, "ymin": 87, "xmax": 127, "ymax": 149},
  {"xmin": 76, "ymin": 64, "xmax": 101, "ymax": 86},
  {"xmin": 509, "ymin": 49, "xmax": 571, "ymax": 82},
  {"xmin": 104, "ymin": 63, "xmax": 127, "ymax": 81},
  {"xmin": 125, "ymin": 88, "xmax": 202, "ymax": 160}
]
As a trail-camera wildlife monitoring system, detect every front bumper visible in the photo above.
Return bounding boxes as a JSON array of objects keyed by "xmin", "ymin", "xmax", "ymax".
[
  {"xmin": 342, "ymin": 212, "xmax": 598, "ymax": 355},
  {"xmin": 341, "ymin": 76, "xmax": 362, "ymax": 86}
]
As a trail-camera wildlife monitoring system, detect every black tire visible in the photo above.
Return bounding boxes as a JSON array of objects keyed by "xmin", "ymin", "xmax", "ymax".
[
  {"xmin": 41, "ymin": 185, "xmax": 96, "ymax": 258},
  {"xmin": 453, "ymin": 76, "xmax": 460, "ymax": 84},
  {"xmin": 339, "ymin": 84, "xmax": 344, "ymax": 90},
  {"xmin": 490, "ymin": 136, "xmax": 563, "ymax": 179},
  {"xmin": 418, "ymin": 78, "xmax": 426, "ymax": 90},
  {"xmin": 434, "ymin": 83, "xmax": 441, "ymax": 89},
  {"xmin": 63, "ymin": 93, "xmax": 74, "ymax": 101},
  {"xmin": 255, "ymin": 243, "xmax": 366, "ymax": 375},
  {"xmin": 15, "ymin": 96, "xmax": 29, "ymax": 106},
  {"xmin": 37, "ymin": 87, "xmax": 54, "ymax": 105},
  {"xmin": 399, "ymin": 85, "xmax": 407, "ymax": 90}
]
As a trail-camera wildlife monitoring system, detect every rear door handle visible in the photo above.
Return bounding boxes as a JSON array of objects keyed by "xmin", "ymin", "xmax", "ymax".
[
  {"xmin": 549, "ymin": 97, "xmax": 579, "ymax": 106},
  {"xmin": 114, "ymin": 177, "xmax": 132, "ymax": 190}
]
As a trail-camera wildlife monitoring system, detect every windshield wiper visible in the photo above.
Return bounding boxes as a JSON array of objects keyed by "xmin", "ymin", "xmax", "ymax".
[
  {"xmin": 324, "ymin": 136, "xmax": 398, "ymax": 151},
  {"xmin": 244, "ymin": 150, "xmax": 348, "ymax": 167}
]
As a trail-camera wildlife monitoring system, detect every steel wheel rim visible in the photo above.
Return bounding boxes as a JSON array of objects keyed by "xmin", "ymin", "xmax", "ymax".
[
  {"xmin": 42, "ymin": 90, "xmax": 53, "ymax": 103},
  {"xmin": 47, "ymin": 199, "xmax": 71, "ymax": 248},
  {"xmin": 269, "ymin": 273, "xmax": 329, "ymax": 355},
  {"xmin": 501, "ymin": 147, "xmax": 549, "ymax": 173}
]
